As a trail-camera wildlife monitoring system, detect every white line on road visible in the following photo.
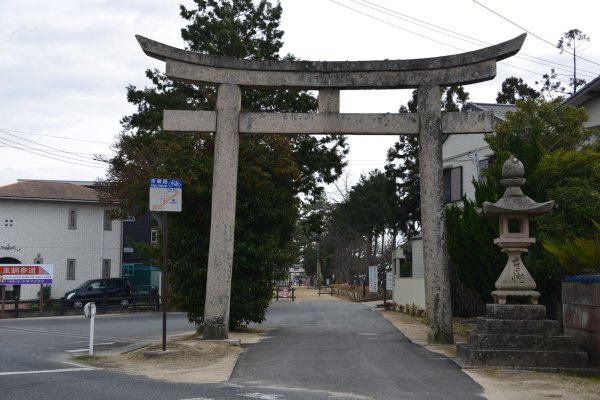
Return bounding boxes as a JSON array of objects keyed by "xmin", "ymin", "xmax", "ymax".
[
  {"xmin": 179, "ymin": 398, "xmax": 215, "ymax": 400},
  {"xmin": 179, "ymin": 398, "xmax": 214, "ymax": 400},
  {"xmin": 65, "ymin": 342, "xmax": 117, "ymax": 353},
  {"xmin": 0, "ymin": 367, "xmax": 96, "ymax": 376},
  {"xmin": 238, "ymin": 394, "xmax": 285, "ymax": 399}
]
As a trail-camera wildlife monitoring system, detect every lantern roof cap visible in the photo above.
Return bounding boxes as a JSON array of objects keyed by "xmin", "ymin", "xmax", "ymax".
[{"xmin": 481, "ymin": 156, "xmax": 554, "ymax": 216}]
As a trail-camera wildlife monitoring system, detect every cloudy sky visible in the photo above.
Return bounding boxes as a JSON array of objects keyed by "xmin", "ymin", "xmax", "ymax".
[{"xmin": 1, "ymin": 0, "xmax": 599, "ymax": 189}]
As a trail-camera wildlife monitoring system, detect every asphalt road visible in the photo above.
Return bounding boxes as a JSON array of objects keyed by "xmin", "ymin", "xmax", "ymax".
[
  {"xmin": 231, "ymin": 300, "xmax": 485, "ymax": 399},
  {"xmin": 0, "ymin": 302, "xmax": 485, "ymax": 399}
]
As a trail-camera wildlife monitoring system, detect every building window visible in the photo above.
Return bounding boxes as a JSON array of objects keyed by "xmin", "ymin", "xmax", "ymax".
[
  {"xmin": 443, "ymin": 166, "xmax": 462, "ymax": 203},
  {"xmin": 68, "ymin": 209, "xmax": 77, "ymax": 230},
  {"xmin": 103, "ymin": 210, "xmax": 112, "ymax": 231},
  {"xmin": 150, "ymin": 230, "xmax": 158, "ymax": 243},
  {"xmin": 400, "ymin": 262, "xmax": 413, "ymax": 278},
  {"xmin": 67, "ymin": 259, "xmax": 76, "ymax": 280},
  {"xmin": 4, "ymin": 219, "xmax": 13, "ymax": 227},
  {"xmin": 478, "ymin": 158, "xmax": 490, "ymax": 182},
  {"xmin": 102, "ymin": 259, "xmax": 111, "ymax": 278},
  {"xmin": 123, "ymin": 264, "xmax": 134, "ymax": 277}
]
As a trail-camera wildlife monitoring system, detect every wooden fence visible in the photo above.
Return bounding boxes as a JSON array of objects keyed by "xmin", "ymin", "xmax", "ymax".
[
  {"xmin": 450, "ymin": 279, "xmax": 486, "ymax": 317},
  {"xmin": 0, "ymin": 295, "xmax": 161, "ymax": 319}
]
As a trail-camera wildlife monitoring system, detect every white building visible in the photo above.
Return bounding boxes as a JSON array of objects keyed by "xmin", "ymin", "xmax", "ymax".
[
  {"xmin": 563, "ymin": 75, "xmax": 600, "ymax": 144},
  {"xmin": 441, "ymin": 103, "xmax": 515, "ymax": 203},
  {"xmin": 288, "ymin": 264, "xmax": 306, "ymax": 285},
  {"xmin": 391, "ymin": 103, "xmax": 515, "ymax": 309},
  {"xmin": 0, "ymin": 180, "xmax": 121, "ymax": 300},
  {"xmin": 391, "ymin": 240, "xmax": 425, "ymax": 309}
]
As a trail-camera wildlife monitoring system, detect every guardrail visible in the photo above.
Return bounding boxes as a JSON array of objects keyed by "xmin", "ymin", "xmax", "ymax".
[{"xmin": 0, "ymin": 295, "xmax": 161, "ymax": 319}]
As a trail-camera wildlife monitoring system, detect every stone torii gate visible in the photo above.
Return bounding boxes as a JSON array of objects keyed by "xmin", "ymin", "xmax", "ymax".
[{"xmin": 136, "ymin": 33, "xmax": 526, "ymax": 342}]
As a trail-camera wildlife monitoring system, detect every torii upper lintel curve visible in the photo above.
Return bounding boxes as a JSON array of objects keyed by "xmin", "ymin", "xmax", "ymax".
[{"xmin": 136, "ymin": 34, "xmax": 526, "ymax": 89}]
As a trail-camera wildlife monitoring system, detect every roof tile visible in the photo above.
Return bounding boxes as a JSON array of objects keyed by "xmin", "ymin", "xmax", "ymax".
[{"xmin": 0, "ymin": 181, "xmax": 99, "ymax": 202}]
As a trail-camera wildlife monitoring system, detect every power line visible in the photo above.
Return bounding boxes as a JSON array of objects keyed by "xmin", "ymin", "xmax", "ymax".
[
  {"xmin": 353, "ymin": 0, "xmax": 595, "ymax": 80},
  {"xmin": 472, "ymin": 0, "xmax": 600, "ymax": 67},
  {"xmin": 0, "ymin": 130, "xmax": 111, "ymax": 164},
  {"xmin": 351, "ymin": 0, "xmax": 488, "ymax": 48},
  {"xmin": 327, "ymin": 0, "xmax": 466, "ymax": 53},
  {"xmin": 0, "ymin": 128, "xmax": 112, "ymax": 145},
  {"xmin": 0, "ymin": 137, "xmax": 107, "ymax": 169},
  {"xmin": 351, "ymin": 0, "xmax": 598, "ymax": 78},
  {"xmin": 329, "ymin": 0, "xmax": 599, "ymax": 81}
]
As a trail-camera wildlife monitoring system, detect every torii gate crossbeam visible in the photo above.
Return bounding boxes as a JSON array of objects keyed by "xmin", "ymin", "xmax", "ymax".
[{"xmin": 136, "ymin": 33, "xmax": 526, "ymax": 343}]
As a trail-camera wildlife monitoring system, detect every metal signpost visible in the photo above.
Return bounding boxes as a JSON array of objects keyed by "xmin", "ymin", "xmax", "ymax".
[
  {"xmin": 149, "ymin": 178, "xmax": 182, "ymax": 351},
  {"xmin": 0, "ymin": 273, "xmax": 4, "ymax": 318}
]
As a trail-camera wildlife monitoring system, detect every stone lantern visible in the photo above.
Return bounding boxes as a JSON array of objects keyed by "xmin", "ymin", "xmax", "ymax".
[
  {"xmin": 458, "ymin": 156, "xmax": 590, "ymax": 369},
  {"xmin": 480, "ymin": 156, "xmax": 554, "ymax": 305}
]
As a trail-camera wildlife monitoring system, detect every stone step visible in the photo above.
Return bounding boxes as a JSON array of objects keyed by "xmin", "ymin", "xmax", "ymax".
[
  {"xmin": 457, "ymin": 343, "xmax": 590, "ymax": 368},
  {"xmin": 467, "ymin": 332, "xmax": 577, "ymax": 351},
  {"xmin": 477, "ymin": 317, "xmax": 561, "ymax": 335},
  {"xmin": 486, "ymin": 304, "xmax": 547, "ymax": 320}
]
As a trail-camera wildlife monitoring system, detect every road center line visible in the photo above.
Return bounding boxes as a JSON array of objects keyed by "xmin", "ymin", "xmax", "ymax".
[{"xmin": 0, "ymin": 367, "xmax": 96, "ymax": 376}]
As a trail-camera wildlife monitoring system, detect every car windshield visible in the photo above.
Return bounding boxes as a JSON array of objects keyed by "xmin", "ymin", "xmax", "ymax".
[{"xmin": 77, "ymin": 280, "xmax": 95, "ymax": 289}]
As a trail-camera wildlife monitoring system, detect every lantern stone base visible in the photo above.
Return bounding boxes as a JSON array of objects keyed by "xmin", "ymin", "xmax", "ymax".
[
  {"xmin": 492, "ymin": 289, "xmax": 540, "ymax": 305},
  {"xmin": 457, "ymin": 304, "xmax": 591, "ymax": 370}
]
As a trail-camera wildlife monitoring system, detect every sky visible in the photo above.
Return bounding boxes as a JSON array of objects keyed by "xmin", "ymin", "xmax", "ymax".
[{"xmin": 1, "ymin": 0, "xmax": 600, "ymax": 191}]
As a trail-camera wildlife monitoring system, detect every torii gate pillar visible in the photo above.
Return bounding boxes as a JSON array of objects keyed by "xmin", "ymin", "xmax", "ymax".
[
  {"xmin": 203, "ymin": 84, "xmax": 241, "ymax": 339},
  {"xmin": 418, "ymin": 85, "xmax": 452, "ymax": 342},
  {"xmin": 136, "ymin": 33, "xmax": 526, "ymax": 342}
]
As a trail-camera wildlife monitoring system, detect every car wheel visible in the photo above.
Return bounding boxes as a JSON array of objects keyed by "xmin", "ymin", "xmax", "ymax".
[
  {"xmin": 120, "ymin": 299, "xmax": 130, "ymax": 307},
  {"xmin": 73, "ymin": 300, "xmax": 84, "ymax": 308}
]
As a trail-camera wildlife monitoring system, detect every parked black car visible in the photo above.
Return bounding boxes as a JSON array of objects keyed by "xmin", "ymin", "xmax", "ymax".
[{"xmin": 63, "ymin": 278, "xmax": 133, "ymax": 308}]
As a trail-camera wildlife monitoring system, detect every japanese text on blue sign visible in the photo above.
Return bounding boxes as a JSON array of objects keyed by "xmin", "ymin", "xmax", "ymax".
[{"xmin": 149, "ymin": 178, "xmax": 182, "ymax": 189}]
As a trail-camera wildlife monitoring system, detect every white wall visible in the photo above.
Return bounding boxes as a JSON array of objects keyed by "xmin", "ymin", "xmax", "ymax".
[
  {"xmin": 392, "ymin": 278, "xmax": 426, "ymax": 309},
  {"xmin": 442, "ymin": 133, "xmax": 493, "ymax": 201},
  {"xmin": 583, "ymin": 97, "xmax": 600, "ymax": 128},
  {"xmin": 0, "ymin": 199, "xmax": 121, "ymax": 299},
  {"xmin": 411, "ymin": 238, "xmax": 424, "ymax": 279},
  {"xmin": 391, "ymin": 238, "xmax": 425, "ymax": 308}
]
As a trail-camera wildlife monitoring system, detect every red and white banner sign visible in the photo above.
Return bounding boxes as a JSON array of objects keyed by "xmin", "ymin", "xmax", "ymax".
[{"xmin": 0, "ymin": 264, "xmax": 54, "ymax": 285}]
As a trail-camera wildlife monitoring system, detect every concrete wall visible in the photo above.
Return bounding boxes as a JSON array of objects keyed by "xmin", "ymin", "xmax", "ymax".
[
  {"xmin": 0, "ymin": 199, "xmax": 121, "ymax": 299},
  {"xmin": 562, "ymin": 281, "xmax": 600, "ymax": 366}
]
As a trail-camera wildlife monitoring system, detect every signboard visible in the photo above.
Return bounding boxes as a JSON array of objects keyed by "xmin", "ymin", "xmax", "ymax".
[
  {"xmin": 0, "ymin": 264, "xmax": 53, "ymax": 285},
  {"xmin": 386, "ymin": 271, "xmax": 393, "ymax": 290},
  {"xmin": 368, "ymin": 265, "xmax": 378, "ymax": 293},
  {"xmin": 149, "ymin": 178, "xmax": 182, "ymax": 212}
]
